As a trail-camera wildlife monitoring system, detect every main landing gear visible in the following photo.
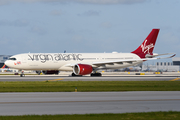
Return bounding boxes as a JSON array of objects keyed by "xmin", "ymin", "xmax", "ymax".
[
  {"xmin": 71, "ymin": 73, "xmax": 82, "ymax": 77},
  {"xmin": 71, "ymin": 72, "xmax": 102, "ymax": 77},
  {"xmin": 90, "ymin": 73, "xmax": 102, "ymax": 77}
]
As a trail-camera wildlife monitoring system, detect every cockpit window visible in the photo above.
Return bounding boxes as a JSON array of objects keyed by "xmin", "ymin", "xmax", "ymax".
[{"xmin": 8, "ymin": 58, "xmax": 16, "ymax": 60}]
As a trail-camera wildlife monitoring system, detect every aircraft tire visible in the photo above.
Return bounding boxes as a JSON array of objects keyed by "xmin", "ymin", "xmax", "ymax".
[
  {"xmin": 20, "ymin": 74, "xmax": 25, "ymax": 77},
  {"xmin": 91, "ymin": 73, "xmax": 102, "ymax": 77},
  {"xmin": 71, "ymin": 73, "xmax": 82, "ymax": 77}
]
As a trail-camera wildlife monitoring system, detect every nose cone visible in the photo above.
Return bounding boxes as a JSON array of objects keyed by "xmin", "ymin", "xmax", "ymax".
[{"xmin": 4, "ymin": 60, "xmax": 12, "ymax": 68}]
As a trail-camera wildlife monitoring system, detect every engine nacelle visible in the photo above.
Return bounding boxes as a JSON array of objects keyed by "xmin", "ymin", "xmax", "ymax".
[
  {"xmin": 42, "ymin": 70, "xmax": 59, "ymax": 75},
  {"xmin": 73, "ymin": 64, "xmax": 93, "ymax": 75}
]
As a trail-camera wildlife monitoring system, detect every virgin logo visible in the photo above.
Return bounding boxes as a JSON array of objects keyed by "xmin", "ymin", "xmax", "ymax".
[
  {"xmin": 141, "ymin": 40, "xmax": 154, "ymax": 54},
  {"xmin": 14, "ymin": 61, "xmax": 21, "ymax": 65}
]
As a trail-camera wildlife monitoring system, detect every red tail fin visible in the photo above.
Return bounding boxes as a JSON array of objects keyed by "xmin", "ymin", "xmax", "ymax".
[{"xmin": 131, "ymin": 29, "xmax": 160, "ymax": 58}]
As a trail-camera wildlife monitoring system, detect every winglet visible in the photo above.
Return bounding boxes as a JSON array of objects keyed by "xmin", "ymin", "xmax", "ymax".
[{"xmin": 131, "ymin": 29, "xmax": 160, "ymax": 58}]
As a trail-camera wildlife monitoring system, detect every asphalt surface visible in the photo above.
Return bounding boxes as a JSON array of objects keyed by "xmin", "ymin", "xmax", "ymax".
[
  {"xmin": 0, "ymin": 92, "xmax": 180, "ymax": 115},
  {"xmin": 0, "ymin": 75, "xmax": 179, "ymax": 115},
  {"xmin": 0, "ymin": 75, "xmax": 180, "ymax": 81}
]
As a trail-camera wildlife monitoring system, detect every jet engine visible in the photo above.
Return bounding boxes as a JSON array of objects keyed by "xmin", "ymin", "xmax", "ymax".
[{"xmin": 73, "ymin": 64, "xmax": 93, "ymax": 75}]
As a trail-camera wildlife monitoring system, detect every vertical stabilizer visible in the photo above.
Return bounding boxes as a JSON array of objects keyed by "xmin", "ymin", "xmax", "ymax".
[{"xmin": 131, "ymin": 29, "xmax": 160, "ymax": 58}]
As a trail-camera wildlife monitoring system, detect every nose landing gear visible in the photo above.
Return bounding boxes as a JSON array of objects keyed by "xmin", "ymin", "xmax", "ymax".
[{"xmin": 20, "ymin": 70, "xmax": 25, "ymax": 77}]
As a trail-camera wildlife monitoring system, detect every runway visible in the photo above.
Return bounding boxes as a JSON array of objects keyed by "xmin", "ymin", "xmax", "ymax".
[
  {"xmin": 0, "ymin": 75, "xmax": 180, "ymax": 81},
  {"xmin": 0, "ymin": 92, "xmax": 180, "ymax": 115},
  {"xmin": 0, "ymin": 75, "xmax": 179, "ymax": 115}
]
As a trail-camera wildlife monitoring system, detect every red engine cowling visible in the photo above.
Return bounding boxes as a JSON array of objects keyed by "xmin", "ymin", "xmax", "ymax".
[
  {"xmin": 42, "ymin": 70, "xmax": 59, "ymax": 75},
  {"xmin": 73, "ymin": 64, "xmax": 93, "ymax": 75}
]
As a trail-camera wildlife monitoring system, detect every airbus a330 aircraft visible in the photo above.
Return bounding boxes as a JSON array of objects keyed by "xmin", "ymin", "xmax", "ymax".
[{"xmin": 5, "ymin": 29, "xmax": 175, "ymax": 77}]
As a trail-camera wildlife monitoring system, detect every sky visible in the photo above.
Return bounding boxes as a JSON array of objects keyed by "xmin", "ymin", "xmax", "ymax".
[{"xmin": 0, "ymin": 0, "xmax": 180, "ymax": 64}]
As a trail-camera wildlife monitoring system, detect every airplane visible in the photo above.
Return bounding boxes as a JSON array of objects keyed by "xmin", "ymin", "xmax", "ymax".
[{"xmin": 5, "ymin": 29, "xmax": 175, "ymax": 77}]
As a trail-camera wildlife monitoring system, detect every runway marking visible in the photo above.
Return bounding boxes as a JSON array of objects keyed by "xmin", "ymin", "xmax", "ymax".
[
  {"xmin": 0, "ymin": 99, "xmax": 180, "ymax": 104},
  {"xmin": 170, "ymin": 78, "xmax": 180, "ymax": 81},
  {"xmin": 46, "ymin": 78, "xmax": 64, "ymax": 82}
]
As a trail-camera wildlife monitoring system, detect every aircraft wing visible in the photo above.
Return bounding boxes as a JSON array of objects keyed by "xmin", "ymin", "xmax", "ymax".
[
  {"xmin": 145, "ymin": 53, "xmax": 175, "ymax": 58},
  {"xmin": 92, "ymin": 53, "xmax": 175, "ymax": 67},
  {"xmin": 65, "ymin": 53, "xmax": 175, "ymax": 67}
]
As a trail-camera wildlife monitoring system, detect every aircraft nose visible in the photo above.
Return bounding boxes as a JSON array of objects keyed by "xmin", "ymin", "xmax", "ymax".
[{"xmin": 4, "ymin": 60, "xmax": 11, "ymax": 67}]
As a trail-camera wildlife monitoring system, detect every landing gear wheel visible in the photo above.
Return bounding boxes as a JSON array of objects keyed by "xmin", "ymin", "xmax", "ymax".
[
  {"xmin": 36, "ymin": 71, "xmax": 42, "ymax": 75},
  {"xmin": 72, "ymin": 73, "xmax": 76, "ymax": 76},
  {"xmin": 20, "ymin": 70, "xmax": 25, "ymax": 77},
  {"xmin": 71, "ymin": 73, "xmax": 82, "ymax": 77},
  {"xmin": 91, "ymin": 73, "xmax": 102, "ymax": 77},
  {"xmin": 20, "ymin": 74, "xmax": 25, "ymax": 77}
]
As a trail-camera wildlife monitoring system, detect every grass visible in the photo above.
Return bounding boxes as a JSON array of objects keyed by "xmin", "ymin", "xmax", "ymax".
[
  {"xmin": 0, "ymin": 81, "xmax": 179, "ymax": 119},
  {"xmin": 0, "ymin": 81, "xmax": 180, "ymax": 92},
  {"xmin": 0, "ymin": 111, "xmax": 180, "ymax": 120}
]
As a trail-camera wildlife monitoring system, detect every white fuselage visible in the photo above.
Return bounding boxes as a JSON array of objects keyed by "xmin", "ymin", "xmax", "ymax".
[
  {"xmin": 5, "ymin": 29, "xmax": 165, "ymax": 75},
  {"xmin": 5, "ymin": 53, "xmax": 143, "ymax": 71}
]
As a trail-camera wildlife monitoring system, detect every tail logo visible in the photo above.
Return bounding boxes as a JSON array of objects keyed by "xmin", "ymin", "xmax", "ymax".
[{"xmin": 141, "ymin": 40, "xmax": 154, "ymax": 54}]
